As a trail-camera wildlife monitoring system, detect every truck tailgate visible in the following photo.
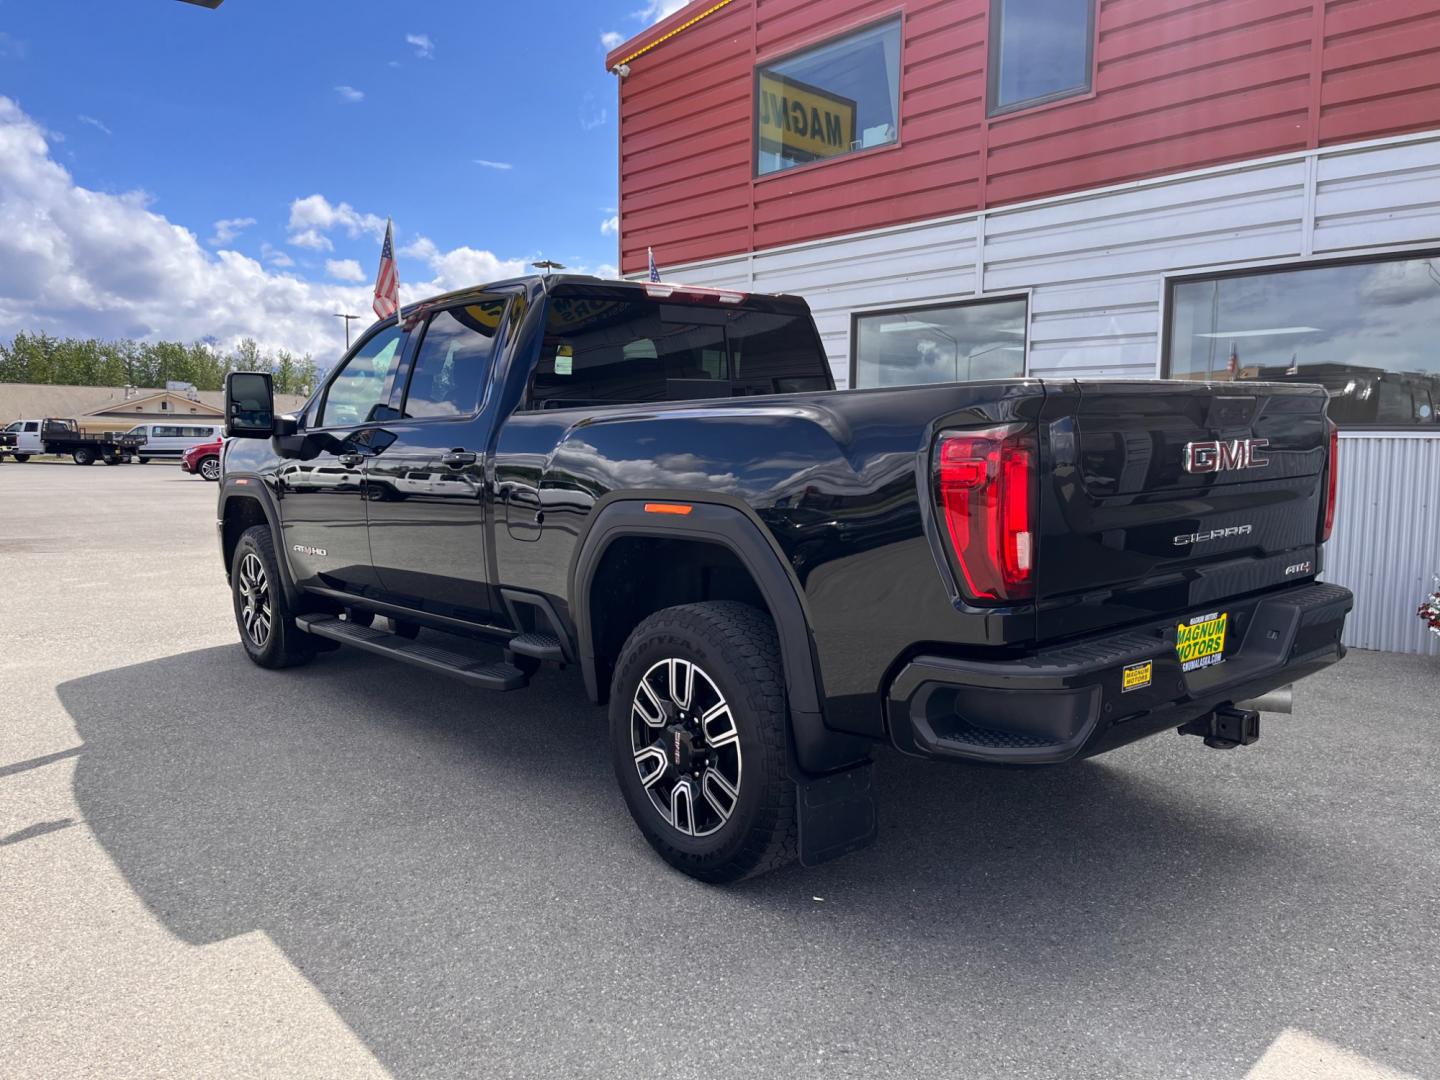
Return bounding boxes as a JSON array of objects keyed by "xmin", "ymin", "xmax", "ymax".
[{"xmin": 1035, "ymin": 380, "xmax": 1331, "ymax": 642}]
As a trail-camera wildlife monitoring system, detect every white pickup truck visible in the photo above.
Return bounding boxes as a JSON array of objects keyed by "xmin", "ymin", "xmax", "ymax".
[{"xmin": 0, "ymin": 418, "xmax": 145, "ymax": 465}]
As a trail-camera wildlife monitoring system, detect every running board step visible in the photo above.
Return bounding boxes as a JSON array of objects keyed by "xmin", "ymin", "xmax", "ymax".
[
  {"xmin": 296, "ymin": 615, "xmax": 530, "ymax": 691},
  {"xmin": 507, "ymin": 631, "xmax": 565, "ymax": 663}
]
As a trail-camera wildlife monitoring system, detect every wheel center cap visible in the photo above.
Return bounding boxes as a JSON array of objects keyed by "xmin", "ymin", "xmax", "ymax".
[{"xmin": 664, "ymin": 721, "xmax": 703, "ymax": 774}]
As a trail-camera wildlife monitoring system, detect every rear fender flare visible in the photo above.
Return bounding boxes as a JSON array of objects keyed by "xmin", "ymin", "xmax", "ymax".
[{"xmin": 570, "ymin": 497, "xmax": 869, "ymax": 775}]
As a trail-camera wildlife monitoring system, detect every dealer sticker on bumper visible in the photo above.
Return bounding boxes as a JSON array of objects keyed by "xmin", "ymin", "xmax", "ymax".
[
  {"xmin": 1122, "ymin": 660, "xmax": 1153, "ymax": 692},
  {"xmin": 1177, "ymin": 611, "xmax": 1228, "ymax": 673}
]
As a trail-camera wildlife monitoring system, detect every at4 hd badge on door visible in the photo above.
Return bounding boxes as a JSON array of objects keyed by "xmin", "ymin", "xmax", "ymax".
[{"xmin": 1176, "ymin": 611, "xmax": 1228, "ymax": 672}]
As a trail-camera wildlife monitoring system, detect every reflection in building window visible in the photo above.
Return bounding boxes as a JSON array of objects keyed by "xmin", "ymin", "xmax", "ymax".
[
  {"xmin": 854, "ymin": 298, "xmax": 1028, "ymax": 388},
  {"xmin": 756, "ymin": 19, "xmax": 901, "ymax": 177},
  {"xmin": 990, "ymin": 0, "xmax": 1095, "ymax": 114},
  {"xmin": 1168, "ymin": 256, "xmax": 1440, "ymax": 428}
]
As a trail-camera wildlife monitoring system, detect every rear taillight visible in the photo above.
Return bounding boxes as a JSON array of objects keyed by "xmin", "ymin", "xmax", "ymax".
[
  {"xmin": 935, "ymin": 425, "xmax": 1035, "ymax": 602},
  {"xmin": 1320, "ymin": 417, "xmax": 1338, "ymax": 543}
]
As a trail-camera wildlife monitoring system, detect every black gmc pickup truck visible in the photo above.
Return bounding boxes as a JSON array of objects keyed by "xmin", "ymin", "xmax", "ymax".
[{"xmin": 218, "ymin": 275, "xmax": 1351, "ymax": 882}]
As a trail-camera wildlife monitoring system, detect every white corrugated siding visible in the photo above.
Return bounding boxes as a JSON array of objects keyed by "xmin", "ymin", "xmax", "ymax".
[
  {"xmin": 652, "ymin": 130, "xmax": 1440, "ymax": 653},
  {"xmin": 1326, "ymin": 435, "xmax": 1440, "ymax": 656},
  {"xmin": 660, "ymin": 130, "xmax": 1440, "ymax": 388}
]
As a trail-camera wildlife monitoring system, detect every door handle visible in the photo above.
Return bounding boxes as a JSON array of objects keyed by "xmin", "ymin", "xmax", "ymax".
[
  {"xmin": 337, "ymin": 453, "xmax": 364, "ymax": 467},
  {"xmin": 441, "ymin": 451, "xmax": 477, "ymax": 468}
]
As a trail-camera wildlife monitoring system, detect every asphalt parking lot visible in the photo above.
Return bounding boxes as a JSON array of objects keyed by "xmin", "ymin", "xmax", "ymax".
[{"xmin": 1, "ymin": 461, "xmax": 1437, "ymax": 1080}]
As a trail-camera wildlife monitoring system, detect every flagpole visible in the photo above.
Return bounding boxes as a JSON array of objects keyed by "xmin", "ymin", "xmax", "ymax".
[{"xmin": 388, "ymin": 217, "xmax": 397, "ymax": 324}]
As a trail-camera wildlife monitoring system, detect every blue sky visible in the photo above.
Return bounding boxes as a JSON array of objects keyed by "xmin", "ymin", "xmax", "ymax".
[{"xmin": 0, "ymin": 0, "xmax": 682, "ymax": 360}]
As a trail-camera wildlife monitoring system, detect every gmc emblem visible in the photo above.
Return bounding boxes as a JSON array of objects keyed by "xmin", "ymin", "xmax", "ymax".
[{"xmin": 1183, "ymin": 438, "xmax": 1269, "ymax": 474}]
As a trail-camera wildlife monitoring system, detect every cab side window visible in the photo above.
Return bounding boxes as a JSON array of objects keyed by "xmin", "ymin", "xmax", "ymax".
[
  {"xmin": 318, "ymin": 325, "xmax": 404, "ymax": 428},
  {"xmin": 402, "ymin": 300, "xmax": 507, "ymax": 419}
]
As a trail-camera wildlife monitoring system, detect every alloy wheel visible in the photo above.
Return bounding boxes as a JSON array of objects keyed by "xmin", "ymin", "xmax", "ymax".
[
  {"xmin": 237, "ymin": 552, "xmax": 273, "ymax": 648},
  {"xmin": 630, "ymin": 658, "xmax": 742, "ymax": 837},
  {"xmin": 200, "ymin": 458, "xmax": 221, "ymax": 481}
]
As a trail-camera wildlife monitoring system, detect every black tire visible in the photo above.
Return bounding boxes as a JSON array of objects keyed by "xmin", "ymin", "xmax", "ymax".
[
  {"xmin": 121, "ymin": 454, "xmax": 133, "ymax": 464},
  {"xmin": 137, "ymin": 457, "xmax": 150, "ymax": 464},
  {"xmin": 73, "ymin": 447, "xmax": 95, "ymax": 466},
  {"xmin": 392, "ymin": 619, "xmax": 421, "ymax": 640},
  {"xmin": 11, "ymin": 454, "xmax": 28, "ymax": 463},
  {"xmin": 198, "ymin": 456, "xmax": 221, "ymax": 482},
  {"xmin": 231, "ymin": 524, "xmax": 313, "ymax": 669},
  {"xmin": 102, "ymin": 454, "xmax": 120, "ymax": 465},
  {"xmin": 609, "ymin": 601, "xmax": 797, "ymax": 883}
]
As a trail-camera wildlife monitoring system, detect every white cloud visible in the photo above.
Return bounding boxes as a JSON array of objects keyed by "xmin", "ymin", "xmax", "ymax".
[
  {"xmin": 405, "ymin": 33, "xmax": 434, "ymax": 59},
  {"xmin": 0, "ymin": 97, "xmax": 573, "ymax": 360},
  {"xmin": 286, "ymin": 193, "xmax": 386, "ymax": 252},
  {"xmin": 287, "ymin": 228, "xmax": 333, "ymax": 252},
  {"xmin": 0, "ymin": 96, "xmax": 377, "ymax": 357},
  {"xmin": 634, "ymin": 0, "xmax": 689, "ymax": 23},
  {"xmin": 601, "ymin": 215, "xmax": 619, "ymax": 236},
  {"xmin": 209, "ymin": 216, "xmax": 256, "ymax": 246},
  {"xmin": 0, "ymin": 32, "xmax": 28, "ymax": 61},
  {"xmin": 594, "ymin": 263, "xmax": 618, "ymax": 279},
  {"xmin": 260, "ymin": 242, "xmax": 294, "ymax": 268},
  {"xmin": 77, "ymin": 114, "xmax": 112, "ymax": 136},
  {"xmin": 399, "ymin": 235, "xmax": 528, "ymax": 297},
  {"xmin": 326, "ymin": 258, "xmax": 366, "ymax": 283},
  {"xmin": 474, "ymin": 159, "xmax": 512, "ymax": 170},
  {"xmin": 333, "ymin": 85, "xmax": 364, "ymax": 104},
  {"xmin": 579, "ymin": 91, "xmax": 608, "ymax": 131},
  {"xmin": 600, "ymin": 30, "xmax": 624, "ymax": 50}
]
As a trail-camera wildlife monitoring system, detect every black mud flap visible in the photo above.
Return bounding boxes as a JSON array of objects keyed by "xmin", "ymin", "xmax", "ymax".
[{"xmin": 796, "ymin": 760, "xmax": 877, "ymax": 867}]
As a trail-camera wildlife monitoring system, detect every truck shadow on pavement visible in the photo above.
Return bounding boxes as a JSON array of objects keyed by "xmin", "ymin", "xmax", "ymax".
[{"xmin": 59, "ymin": 642, "xmax": 1432, "ymax": 1079}]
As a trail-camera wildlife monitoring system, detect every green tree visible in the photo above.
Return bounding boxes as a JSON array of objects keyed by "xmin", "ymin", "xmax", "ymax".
[
  {"xmin": 296, "ymin": 354, "xmax": 319, "ymax": 397},
  {"xmin": 186, "ymin": 342, "xmax": 226, "ymax": 391},
  {"xmin": 1, "ymin": 331, "xmax": 311, "ymax": 390},
  {"xmin": 273, "ymin": 349, "xmax": 298, "ymax": 395},
  {"xmin": 228, "ymin": 338, "xmax": 267, "ymax": 374}
]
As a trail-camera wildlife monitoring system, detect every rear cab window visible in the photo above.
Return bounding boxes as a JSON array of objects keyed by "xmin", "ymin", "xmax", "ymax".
[{"xmin": 524, "ymin": 285, "xmax": 832, "ymax": 411}]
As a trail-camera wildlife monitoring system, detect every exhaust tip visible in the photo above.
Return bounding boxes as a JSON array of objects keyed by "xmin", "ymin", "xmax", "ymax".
[{"xmin": 1235, "ymin": 685, "xmax": 1293, "ymax": 715}]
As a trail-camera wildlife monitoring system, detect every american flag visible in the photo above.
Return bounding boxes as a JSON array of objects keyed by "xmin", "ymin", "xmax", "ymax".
[
  {"xmin": 373, "ymin": 218, "xmax": 399, "ymax": 321},
  {"xmin": 647, "ymin": 246, "xmax": 660, "ymax": 283}
]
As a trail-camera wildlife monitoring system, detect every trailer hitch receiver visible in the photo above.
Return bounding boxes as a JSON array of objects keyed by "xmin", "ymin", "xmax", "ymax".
[{"xmin": 1179, "ymin": 704, "xmax": 1260, "ymax": 749}]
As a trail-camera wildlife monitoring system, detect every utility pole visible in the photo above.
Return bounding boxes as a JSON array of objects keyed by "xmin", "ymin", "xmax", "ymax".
[{"xmin": 333, "ymin": 313, "xmax": 360, "ymax": 349}]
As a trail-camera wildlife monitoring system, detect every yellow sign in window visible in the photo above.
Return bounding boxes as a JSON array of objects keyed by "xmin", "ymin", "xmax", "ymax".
[{"xmin": 757, "ymin": 72, "xmax": 856, "ymax": 164}]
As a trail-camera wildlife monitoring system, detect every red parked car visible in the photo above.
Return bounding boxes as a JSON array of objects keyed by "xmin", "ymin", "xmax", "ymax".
[{"xmin": 180, "ymin": 437, "xmax": 223, "ymax": 481}]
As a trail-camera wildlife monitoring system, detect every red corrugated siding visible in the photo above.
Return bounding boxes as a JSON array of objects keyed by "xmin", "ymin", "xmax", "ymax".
[
  {"xmin": 1319, "ymin": 0, "xmax": 1440, "ymax": 143},
  {"xmin": 614, "ymin": 0, "xmax": 1440, "ymax": 273}
]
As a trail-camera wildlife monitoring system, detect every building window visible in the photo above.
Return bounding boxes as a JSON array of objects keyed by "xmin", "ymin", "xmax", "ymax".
[
  {"xmin": 1166, "ymin": 254, "xmax": 1440, "ymax": 429},
  {"xmin": 852, "ymin": 297, "xmax": 1028, "ymax": 389},
  {"xmin": 989, "ymin": 0, "xmax": 1095, "ymax": 116},
  {"xmin": 755, "ymin": 18, "xmax": 901, "ymax": 177}
]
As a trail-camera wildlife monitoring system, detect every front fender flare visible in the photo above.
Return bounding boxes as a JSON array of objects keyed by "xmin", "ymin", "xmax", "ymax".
[{"xmin": 219, "ymin": 477, "xmax": 301, "ymax": 608}]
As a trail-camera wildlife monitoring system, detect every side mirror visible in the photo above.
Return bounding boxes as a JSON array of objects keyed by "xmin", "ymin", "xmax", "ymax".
[{"xmin": 225, "ymin": 371, "xmax": 275, "ymax": 438}]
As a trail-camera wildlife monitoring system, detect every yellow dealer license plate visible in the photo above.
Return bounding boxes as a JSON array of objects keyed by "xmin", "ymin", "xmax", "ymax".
[{"xmin": 1177, "ymin": 612, "xmax": 1228, "ymax": 673}]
